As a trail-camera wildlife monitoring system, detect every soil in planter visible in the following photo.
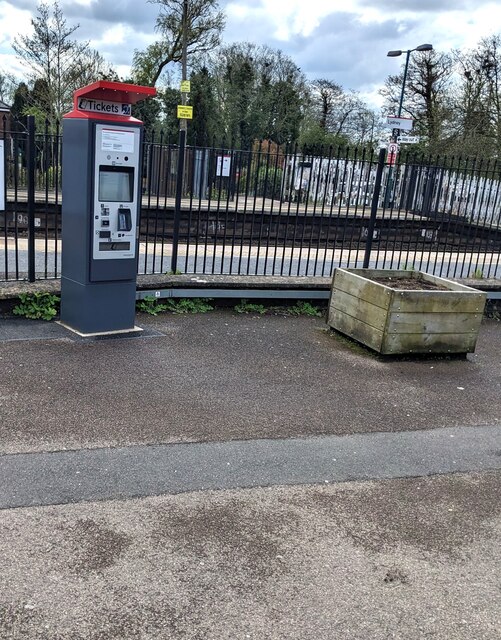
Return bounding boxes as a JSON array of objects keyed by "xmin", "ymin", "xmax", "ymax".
[{"xmin": 371, "ymin": 277, "xmax": 449, "ymax": 291}]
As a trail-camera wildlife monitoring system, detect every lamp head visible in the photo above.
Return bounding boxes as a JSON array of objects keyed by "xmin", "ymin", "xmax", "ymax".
[
  {"xmin": 416, "ymin": 43, "xmax": 433, "ymax": 52},
  {"xmin": 387, "ymin": 50, "xmax": 402, "ymax": 57}
]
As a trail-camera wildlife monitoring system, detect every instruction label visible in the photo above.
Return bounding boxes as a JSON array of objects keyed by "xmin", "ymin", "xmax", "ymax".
[{"xmin": 101, "ymin": 129, "xmax": 135, "ymax": 153}]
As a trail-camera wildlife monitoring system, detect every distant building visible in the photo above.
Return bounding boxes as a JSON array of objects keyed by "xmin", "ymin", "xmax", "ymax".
[{"xmin": 0, "ymin": 100, "xmax": 11, "ymax": 134}]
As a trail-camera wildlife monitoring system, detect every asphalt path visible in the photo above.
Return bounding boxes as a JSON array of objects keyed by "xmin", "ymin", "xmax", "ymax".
[{"xmin": 2, "ymin": 425, "xmax": 501, "ymax": 509}]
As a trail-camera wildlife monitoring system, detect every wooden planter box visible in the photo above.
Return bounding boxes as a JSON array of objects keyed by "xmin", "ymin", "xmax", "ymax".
[{"xmin": 328, "ymin": 268, "xmax": 487, "ymax": 355}]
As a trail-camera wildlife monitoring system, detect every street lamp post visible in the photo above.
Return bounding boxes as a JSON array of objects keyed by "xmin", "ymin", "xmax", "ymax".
[{"xmin": 384, "ymin": 43, "xmax": 433, "ymax": 207}]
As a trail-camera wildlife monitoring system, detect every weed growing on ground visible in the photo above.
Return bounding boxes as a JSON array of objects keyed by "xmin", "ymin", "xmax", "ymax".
[
  {"xmin": 165, "ymin": 298, "xmax": 214, "ymax": 314},
  {"xmin": 13, "ymin": 292, "xmax": 60, "ymax": 321},
  {"xmin": 165, "ymin": 269, "xmax": 183, "ymax": 275},
  {"xmin": 234, "ymin": 300, "xmax": 267, "ymax": 314},
  {"xmin": 287, "ymin": 301, "xmax": 323, "ymax": 317},
  {"xmin": 136, "ymin": 296, "xmax": 169, "ymax": 316},
  {"xmin": 137, "ymin": 297, "xmax": 214, "ymax": 315},
  {"xmin": 470, "ymin": 268, "xmax": 484, "ymax": 279}
]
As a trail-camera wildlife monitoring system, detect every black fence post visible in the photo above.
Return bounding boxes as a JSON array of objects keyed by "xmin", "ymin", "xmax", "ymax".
[
  {"xmin": 171, "ymin": 128, "xmax": 186, "ymax": 274},
  {"xmin": 363, "ymin": 147, "xmax": 386, "ymax": 269},
  {"xmin": 27, "ymin": 115, "xmax": 36, "ymax": 282}
]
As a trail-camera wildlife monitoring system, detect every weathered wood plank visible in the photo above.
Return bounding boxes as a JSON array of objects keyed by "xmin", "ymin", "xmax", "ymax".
[
  {"xmin": 389, "ymin": 291, "xmax": 487, "ymax": 314},
  {"xmin": 329, "ymin": 309, "xmax": 384, "ymax": 352},
  {"xmin": 347, "ymin": 268, "xmax": 420, "ymax": 280},
  {"xmin": 419, "ymin": 272, "xmax": 482, "ymax": 292},
  {"xmin": 333, "ymin": 269, "xmax": 392, "ymax": 310},
  {"xmin": 386, "ymin": 312, "xmax": 483, "ymax": 335},
  {"xmin": 329, "ymin": 290, "xmax": 388, "ymax": 331},
  {"xmin": 381, "ymin": 332, "xmax": 478, "ymax": 355}
]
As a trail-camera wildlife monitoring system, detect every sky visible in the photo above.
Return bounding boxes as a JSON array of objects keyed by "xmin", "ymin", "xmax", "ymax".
[{"xmin": 1, "ymin": 0, "xmax": 500, "ymax": 107}]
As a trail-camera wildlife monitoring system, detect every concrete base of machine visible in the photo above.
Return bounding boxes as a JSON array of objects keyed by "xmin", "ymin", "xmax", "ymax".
[{"xmin": 57, "ymin": 322, "xmax": 143, "ymax": 338}]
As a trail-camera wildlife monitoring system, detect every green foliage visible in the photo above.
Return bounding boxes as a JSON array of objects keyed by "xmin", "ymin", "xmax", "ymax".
[
  {"xmin": 136, "ymin": 296, "xmax": 170, "ymax": 315},
  {"xmin": 13, "ymin": 292, "xmax": 60, "ymax": 321},
  {"xmin": 165, "ymin": 269, "xmax": 183, "ymax": 275},
  {"xmin": 298, "ymin": 122, "xmax": 349, "ymax": 151},
  {"xmin": 137, "ymin": 296, "xmax": 214, "ymax": 315},
  {"xmin": 234, "ymin": 300, "xmax": 266, "ymax": 314},
  {"xmin": 188, "ymin": 66, "xmax": 219, "ymax": 145},
  {"xmin": 256, "ymin": 166, "xmax": 283, "ymax": 199},
  {"xmin": 165, "ymin": 298, "xmax": 214, "ymax": 313},
  {"xmin": 287, "ymin": 301, "xmax": 323, "ymax": 317},
  {"xmin": 470, "ymin": 268, "xmax": 484, "ymax": 279}
]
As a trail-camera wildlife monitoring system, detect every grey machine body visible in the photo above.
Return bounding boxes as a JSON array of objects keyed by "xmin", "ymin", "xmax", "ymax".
[{"xmin": 61, "ymin": 118, "xmax": 143, "ymax": 334}]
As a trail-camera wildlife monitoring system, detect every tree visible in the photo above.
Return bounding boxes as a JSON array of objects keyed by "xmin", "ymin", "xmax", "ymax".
[
  {"xmin": 453, "ymin": 35, "xmax": 501, "ymax": 157},
  {"xmin": 188, "ymin": 66, "xmax": 219, "ymax": 144},
  {"xmin": 10, "ymin": 82, "xmax": 30, "ymax": 130},
  {"xmin": 132, "ymin": 0, "xmax": 225, "ymax": 86},
  {"xmin": 206, "ymin": 43, "xmax": 308, "ymax": 147},
  {"xmin": 302, "ymin": 79, "xmax": 378, "ymax": 148},
  {"xmin": 13, "ymin": 1, "xmax": 114, "ymax": 126},
  {"xmin": 380, "ymin": 50, "xmax": 453, "ymax": 153},
  {"xmin": 0, "ymin": 72, "xmax": 16, "ymax": 104}
]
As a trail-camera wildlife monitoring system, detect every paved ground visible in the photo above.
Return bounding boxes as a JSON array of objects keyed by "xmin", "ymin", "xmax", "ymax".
[
  {"xmin": 1, "ymin": 472, "xmax": 501, "ymax": 639},
  {"xmin": 1, "ymin": 311, "xmax": 501, "ymax": 638},
  {"xmin": 0, "ymin": 313, "xmax": 500, "ymax": 455}
]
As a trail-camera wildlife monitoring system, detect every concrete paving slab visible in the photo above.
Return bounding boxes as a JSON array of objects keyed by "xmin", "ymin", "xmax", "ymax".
[
  {"xmin": 0, "ymin": 312, "xmax": 500, "ymax": 454},
  {"xmin": 1, "ymin": 471, "xmax": 500, "ymax": 639}
]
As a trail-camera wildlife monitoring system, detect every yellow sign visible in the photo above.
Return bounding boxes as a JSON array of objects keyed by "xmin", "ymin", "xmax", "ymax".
[
  {"xmin": 180, "ymin": 80, "xmax": 191, "ymax": 93},
  {"xmin": 177, "ymin": 105, "xmax": 193, "ymax": 119}
]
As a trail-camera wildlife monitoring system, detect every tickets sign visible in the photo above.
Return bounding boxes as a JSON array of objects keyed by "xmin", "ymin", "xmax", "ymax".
[{"xmin": 77, "ymin": 98, "xmax": 131, "ymax": 116}]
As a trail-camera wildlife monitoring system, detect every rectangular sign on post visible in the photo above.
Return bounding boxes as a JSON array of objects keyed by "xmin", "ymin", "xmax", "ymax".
[
  {"xmin": 0, "ymin": 140, "xmax": 4, "ymax": 211},
  {"xmin": 177, "ymin": 105, "xmax": 193, "ymax": 119},
  {"xmin": 180, "ymin": 80, "xmax": 191, "ymax": 93},
  {"xmin": 386, "ymin": 116, "xmax": 413, "ymax": 131},
  {"xmin": 387, "ymin": 142, "xmax": 399, "ymax": 165},
  {"xmin": 398, "ymin": 135, "xmax": 420, "ymax": 144},
  {"xmin": 216, "ymin": 155, "xmax": 231, "ymax": 177}
]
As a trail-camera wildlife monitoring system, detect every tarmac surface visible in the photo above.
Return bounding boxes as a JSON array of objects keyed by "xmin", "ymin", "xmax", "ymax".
[
  {"xmin": 1, "ymin": 310, "xmax": 501, "ymax": 638},
  {"xmin": 0, "ymin": 312, "xmax": 500, "ymax": 454}
]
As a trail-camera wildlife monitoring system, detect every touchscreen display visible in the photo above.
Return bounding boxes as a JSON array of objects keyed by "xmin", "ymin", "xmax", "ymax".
[{"xmin": 98, "ymin": 166, "xmax": 134, "ymax": 202}]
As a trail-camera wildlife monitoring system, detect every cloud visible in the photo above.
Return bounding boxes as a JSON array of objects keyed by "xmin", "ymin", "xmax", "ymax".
[{"xmin": 0, "ymin": 0, "xmax": 500, "ymax": 107}]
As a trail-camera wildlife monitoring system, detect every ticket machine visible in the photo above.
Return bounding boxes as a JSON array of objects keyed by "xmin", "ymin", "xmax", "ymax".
[{"xmin": 60, "ymin": 81, "xmax": 156, "ymax": 335}]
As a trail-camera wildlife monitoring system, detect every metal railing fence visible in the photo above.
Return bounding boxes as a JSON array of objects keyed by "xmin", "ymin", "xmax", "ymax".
[{"xmin": 1, "ymin": 115, "xmax": 501, "ymax": 282}]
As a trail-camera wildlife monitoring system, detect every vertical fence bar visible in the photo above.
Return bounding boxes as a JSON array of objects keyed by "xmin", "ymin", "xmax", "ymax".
[
  {"xmin": 171, "ymin": 128, "xmax": 186, "ymax": 274},
  {"xmin": 53, "ymin": 121, "xmax": 60, "ymax": 278},
  {"xmin": 2, "ymin": 115, "xmax": 7, "ymax": 280},
  {"xmin": 363, "ymin": 148, "xmax": 386, "ymax": 269},
  {"xmin": 26, "ymin": 115, "xmax": 36, "ymax": 282}
]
